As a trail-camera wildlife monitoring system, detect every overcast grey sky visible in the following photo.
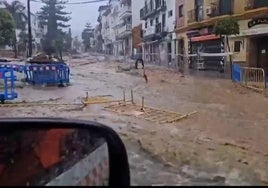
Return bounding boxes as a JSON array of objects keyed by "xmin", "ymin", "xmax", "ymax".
[{"xmin": 6, "ymin": 0, "xmax": 108, "ymax": 38}]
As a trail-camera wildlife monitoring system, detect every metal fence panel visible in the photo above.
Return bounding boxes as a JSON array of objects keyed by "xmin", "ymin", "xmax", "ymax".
[
  {"xmin": 241, "ymin": 67, "xmax": 266, "ymax": 91},
  {"xmin": 24, "ymin": 64, "xmax": 70, "ymax": 85},
  {"xmin": 0, "ymin": 68, "xmax": 17, "ymax": 102}
]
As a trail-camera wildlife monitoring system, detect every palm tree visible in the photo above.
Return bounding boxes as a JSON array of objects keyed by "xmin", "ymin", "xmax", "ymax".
[{"xmin": 0, "ymin": 0, "xmax": 27, "ymax": 57}]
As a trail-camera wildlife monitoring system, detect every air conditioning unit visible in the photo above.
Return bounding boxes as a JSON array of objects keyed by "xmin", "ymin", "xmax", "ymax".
[{"xmin": 206, "ymin": 6, "xmax": 212, "ymax": 15}]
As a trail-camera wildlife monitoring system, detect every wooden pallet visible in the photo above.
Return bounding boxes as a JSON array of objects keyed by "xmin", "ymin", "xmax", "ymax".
[{"xmin": 104, "ymin": 102, "xmax": 197, "ymax": 124}]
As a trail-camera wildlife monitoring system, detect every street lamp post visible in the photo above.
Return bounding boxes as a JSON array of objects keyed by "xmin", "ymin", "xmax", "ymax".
[{"xmin": 27, "ymin": 0, "xmax": 32, "ymax": 57}]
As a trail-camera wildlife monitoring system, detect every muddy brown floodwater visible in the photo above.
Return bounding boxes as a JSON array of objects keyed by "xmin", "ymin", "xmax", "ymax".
[{"xmin": 1, "ymin": 53, "xmax": 268, "ymax": 185}]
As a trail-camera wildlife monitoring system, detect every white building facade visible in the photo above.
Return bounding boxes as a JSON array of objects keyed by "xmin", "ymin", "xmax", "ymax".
[
  {"xmin": 131, "ymin": 0, "xmax": 145, "ymax": 56},
  {"xmin": 140, "ymin": 0, "xmax": 176, "ymax": 67},
  {"xmin": 114, "ymin": 0, "xmax": 132, "ymax": 57},
  {"xmin": 99, "ymin": 0, "xmax": 177, "ymax": 64},
  {"xmin": 100, "ymin": 0, "xmax": 132, "ymax": 58}
]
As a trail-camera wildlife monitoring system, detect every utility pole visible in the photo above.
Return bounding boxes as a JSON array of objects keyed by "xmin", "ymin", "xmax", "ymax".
[{"xmin": 27, "ymin": 0, "xmax": 32, "ymax": 57}]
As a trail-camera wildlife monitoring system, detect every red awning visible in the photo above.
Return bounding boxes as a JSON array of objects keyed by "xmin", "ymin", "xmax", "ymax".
[{"xmin": 190, "ymin": 34, "xmax": 220, "ymax": 42}]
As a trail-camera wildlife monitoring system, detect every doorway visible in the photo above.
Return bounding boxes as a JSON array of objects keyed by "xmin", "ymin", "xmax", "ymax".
[{"xmin": 256, "ymin": 37, "xmax": 268, "ymax": 69}]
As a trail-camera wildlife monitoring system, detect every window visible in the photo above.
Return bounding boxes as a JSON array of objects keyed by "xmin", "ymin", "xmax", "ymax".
[
  {"xmin": 150, "ymin": 19, "xmax": 153, "ymax": 26},
  {"xmin": 234, "ymin": 41, "xmax": 241, "ymax": 53},
  {"xmin": 156, "ymin": 17, "xmax": 159, "ymax": 24},
  {"xmin": 179, "ymin": 5, "xmax": 184, "ymax": 17},
  {"xmin": 168, "ymin": 10, "xmax": 173, "ymax": 17},
  {"xmin": 145, "ymin": 21, "xmax": 148, "ymax": 28}
]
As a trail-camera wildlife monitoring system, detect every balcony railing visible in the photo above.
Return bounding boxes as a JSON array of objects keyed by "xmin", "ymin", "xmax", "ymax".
[
  {"xmin": 144, "ymin": 26, "xmax": 156, "ymax": 37},
  {"xmin": 208, "ymin": 0, "xmax": 233, "ymax": 17},
  {"xmin": 156, "ymin": 0, "xmax": 167, "ymax": 11},
  {"xmin": 140, "ymin": 0, "xmax": 166, "ymax": 20},
  {"xmin": 245, "ymin": 0, "xmax": 268, "ymax": 10},
  {"xmin": 143, "ymin": 23, "xmax": 164, "ymax": 37},
  {"xmin": 140, "ymin": 6, "xmax": 156, "ymax": 20},
  {"xmin": 187, "ymin": 9, "xmax": 196, "ymax": 23},
  {"xmin": 119, "ymin": 5, "xmax": 132, "ymax": 18},
  {"xmin": 116, "ymin": 24, "xmax": 132, "ymax": 39},
  {"xmin": 245, "ymin": 0, "xmax": 255, "ymax": 10}
]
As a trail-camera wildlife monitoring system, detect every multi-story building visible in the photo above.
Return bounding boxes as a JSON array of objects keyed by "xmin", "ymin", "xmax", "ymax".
[
  {"xmin": 30, "ymin": 13, "xmax": 47, "ymax": 52},
  {"xmin": 97, "ymin": 5, "xmax": 110, "ymax": 53},
  {"xmin": 101, "ymin": 5, "xmax": 113, "ymax": 54},
  {"xmin": 131, "ymin": 0, "xmax": 144, "ymax": 56},
  {"xmin": 6, "ymin": 10, "xmax": 47, "ymax": 55},
  {"xmin": 140, "ymin": 0, "xmax": 176, "ymax": 67},
  {"xmin": 100, "ymin": 0, "xmax": 132, "ymax": 58},
  {"xmin": 113, "ymin": 0, "xmax": 132, "ymax": 58},
  {"xmin": 175, "ymin": 0, "xmax": 268, "ymax": 71},
  {"xmin": 93, "ymin": 23, "xmax": 103, "ymax": 52}
]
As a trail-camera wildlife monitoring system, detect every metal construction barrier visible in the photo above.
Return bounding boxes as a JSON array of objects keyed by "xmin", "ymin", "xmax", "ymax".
[
  {"xmin": 0, "ymin": 64, "xmax": 25, "ymax": 73},
  {"xmin": 241, "ymin": 67, "xmax": 266, "ymax": 91},
  {"xmin": 232, "ymin": 64, "xmax": 242, "ymax": 82},
  {"xmin": 24, "ymin": 64, "xmax": 70, "ymax": 85},
  {"xmin": 0, "ymin": 68, "xmax": 18, "ymax": 102}
]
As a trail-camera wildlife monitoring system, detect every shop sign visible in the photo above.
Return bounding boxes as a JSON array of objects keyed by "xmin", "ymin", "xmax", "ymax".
[
  {"xmin": 248, "ymin": 18, "xmax": 268, "ymax": 28},
  {"xmin": 241, "ymin": 27, "xmax": 268, "ymax": 36}
]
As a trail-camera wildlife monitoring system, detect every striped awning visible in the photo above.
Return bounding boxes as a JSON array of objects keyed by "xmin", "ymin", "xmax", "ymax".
[{"xmin": 190, "ymin": 34, "xmax": 220, "ymax": 42}]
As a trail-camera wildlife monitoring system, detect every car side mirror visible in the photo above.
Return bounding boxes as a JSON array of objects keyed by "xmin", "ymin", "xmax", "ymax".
[{"xmin": 0, "ymin": 118, "xmax": 130, "ymax": 186}]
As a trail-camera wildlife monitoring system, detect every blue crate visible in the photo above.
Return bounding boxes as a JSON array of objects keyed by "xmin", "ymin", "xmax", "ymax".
[{"xmin": 0, "ymin": 68, "xmax": 18, "ymax": 102}]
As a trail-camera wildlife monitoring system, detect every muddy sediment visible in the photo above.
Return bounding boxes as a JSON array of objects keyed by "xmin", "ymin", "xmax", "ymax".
[{"xmin": 1, "ymin": 54, "xmax": 268, "ymax": 185}]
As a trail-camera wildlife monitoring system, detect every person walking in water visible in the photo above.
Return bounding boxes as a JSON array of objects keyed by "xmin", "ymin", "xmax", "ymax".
[{"xmin": 134, "ymin": 47, "xmax": 144, "ymax": 69}]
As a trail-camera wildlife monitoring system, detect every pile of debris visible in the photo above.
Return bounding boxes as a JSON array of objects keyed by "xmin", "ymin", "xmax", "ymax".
[{"xmin": 27, "ymin": 53, "xmax": 65, "ymax": 64}]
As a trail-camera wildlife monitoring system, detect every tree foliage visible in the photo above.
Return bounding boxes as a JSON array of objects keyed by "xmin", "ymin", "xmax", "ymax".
[
  {"xmin": 54, "ymin": 28, "xmax": 72, "ymax": 59},
  {"xmin": 17, "ymin": 30, "xmax": 28, "ymax": 55},
  {"xmin": 64, "ymin": 28, "xmax": 72, "ymax": 51},
  {"xmin": 1, "ymin": 0, "xmax": 27, "ymax": 57},
  {"xmin": 38, "ymin": 0, "xmax": 71, "ymax": 55},
  {"xmin": 0, "ymin": 9, "xmax": 15, "ymax": 46},
  {"xmin": 214, "ymin": 18, "xmax": 240, "ymax": 36},
  {"xmin": 82, "ymin": 22, "xmax": 94, "ymax": 52},
  {"xmin": 1, "ymin": 0, "xmax": 27, "ymax": 30},
  {"xmin": 214, "ymin": 17, "xmax": 240, "ymax": 79}
]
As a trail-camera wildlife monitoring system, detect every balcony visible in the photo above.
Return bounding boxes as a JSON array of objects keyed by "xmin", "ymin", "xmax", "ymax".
[
  {"xmin": 119, "ymin": 5, "xmax": 132, "ymax": 19},
  {"xmin": 143, "ymin": 26, "xmax": 156, "ymax": 37},
  {"xmin": 140, "ymin": 0, "xmax": 166, "ymax": 20},
  {"xmin": 140, "ymin": 6, "xmax": 155, "ymax": 20},
  {"xmin": 116, "ymin": 24, "xmax": 132, "ymax": 40},
  {"xmin": 245, "ymin": 0, "xmax": 268, "ymax": 10},
  {"xmin": 143, "ymin": 23, "xmax": 166, "ymax": 37},
  {"xmin": 187, "ymin": 9, "xmax": 197, "ymax": 24},
  {"xmin": 208, "ymin": 0, "xmax": 233, "ymax": 17},
  {"xmin": 155, "ymin": 0, "xmax": 167, "ymax": 11}
]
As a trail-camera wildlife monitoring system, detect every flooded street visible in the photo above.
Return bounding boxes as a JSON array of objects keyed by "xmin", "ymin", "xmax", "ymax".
[{"xmin": 1, "ymin": 54, "xmax": 268, "ymax": 185}]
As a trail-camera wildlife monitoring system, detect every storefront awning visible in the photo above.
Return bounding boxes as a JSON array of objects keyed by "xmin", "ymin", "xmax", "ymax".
[{"xmin": 190, "ymin": 34, "xmax": 220, "ymax": 42}]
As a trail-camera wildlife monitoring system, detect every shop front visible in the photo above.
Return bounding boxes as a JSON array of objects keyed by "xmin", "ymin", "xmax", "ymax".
[
  {"xmin": 230, "ymin": 17, "xmax": 268, "ymax": 69},
  {"xmin": 187, "ymin": 27, "xmax": 224, "ymax": 71}
]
